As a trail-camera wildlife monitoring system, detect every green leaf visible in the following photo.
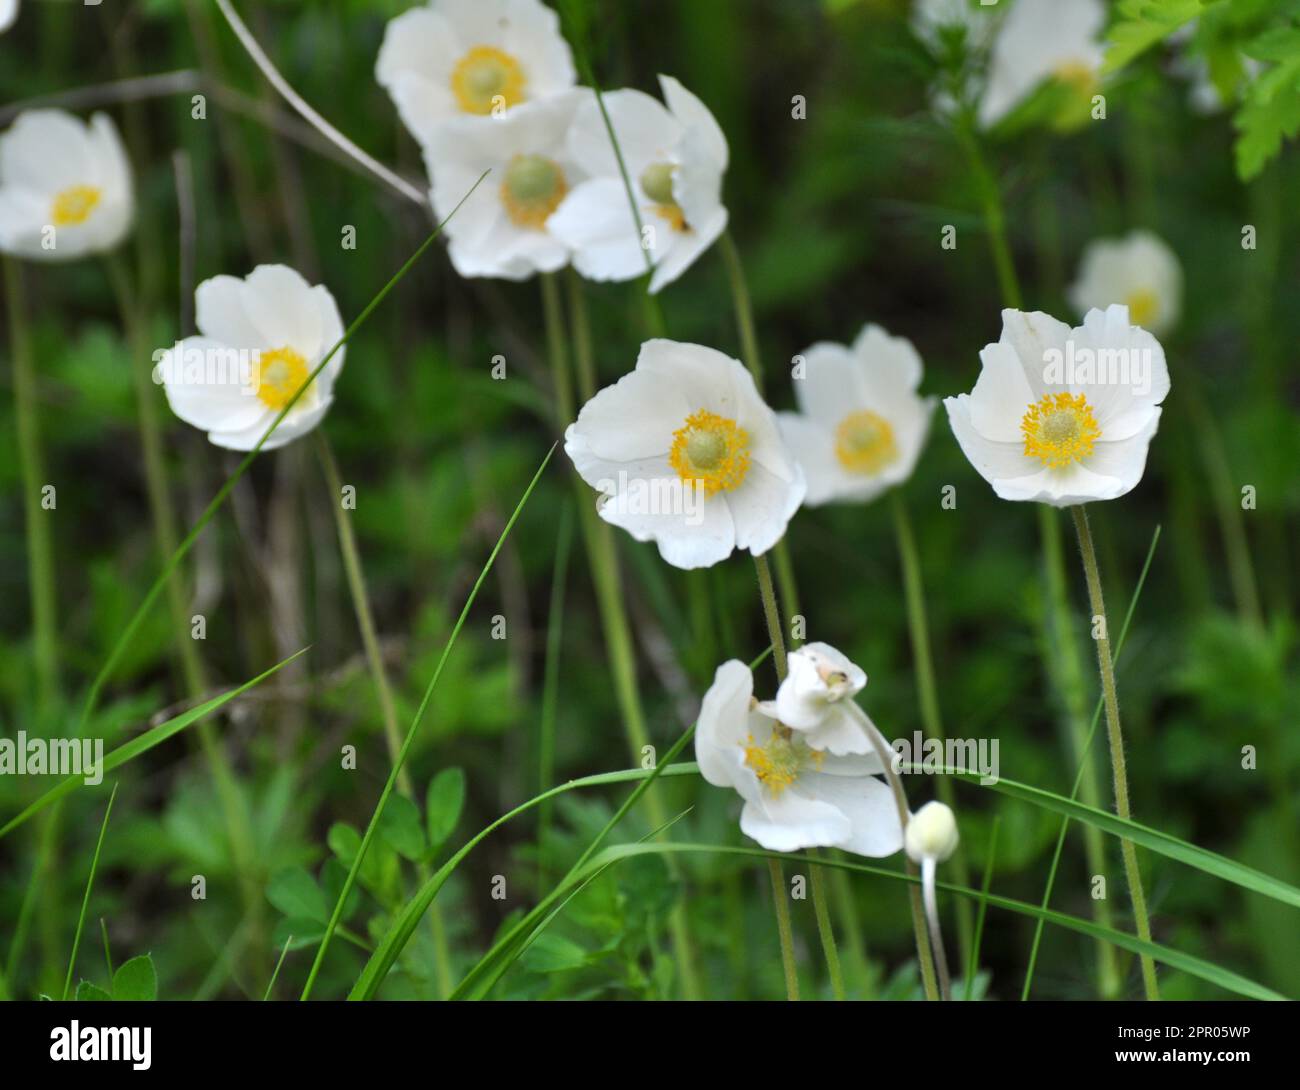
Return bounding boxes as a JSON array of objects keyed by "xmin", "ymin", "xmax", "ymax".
[
  {"xmin": 425, "ymin": 768, "xmax": 466, "ymax": 852},
  {"xmin": 112, "ymin": 955, "xmax": 157, "ymax": 1001},
  {"xmin": 1234, "ymin": 59, "xmax": 1300, "ymax": 179},
  {"xmin": 378, "ymin": 794, "xmax": 426, "ymax": 862},
  {"xmin": 0, "ymin": 647, "xmax": 309, "ymax": 841},
  {"xmin": 266, "ymin": 867, "xmax": 329, "ymax": 924},
  {"xmin": 75, "ymin": 981, "xmax": 113, "ymax": 1001},
  {"xmin": 1103, "ymin": 0, "xmax": 1215, "ymax": 75},
  {"xmin": 520, "ymin": 933, "xmax": 590, "ymax": 973}
]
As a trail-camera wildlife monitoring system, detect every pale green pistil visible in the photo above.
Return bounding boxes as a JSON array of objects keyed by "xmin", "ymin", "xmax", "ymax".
[
  {"xmin": 640, "ymin": 161, "xmax": 677, "ymax": 205},
  {"xmin": 507, "ymin": 155, "xmax": 561, "ymax": 202},
  {"xmin": 685, "ymin": 429, "xmax": 727, "ymax": 470}
]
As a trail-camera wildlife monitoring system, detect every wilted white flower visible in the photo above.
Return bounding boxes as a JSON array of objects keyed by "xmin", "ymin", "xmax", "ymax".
[
  {"xmin": 979, "ymin": 0, "xmax": 1105, "ymax": 128},
  {"xmin": 944, "ymin": 306, "xmax": 1170, "ymax": 506},
  {"xmin": 905, "ymin": 800, "xmax": 959, "ymax": 863},
  {"xmin": 778, "ymin": 325, "xmax": 935, "ymax": 506},
  {"xmin": 565, "ymin": 339, "xmax": 805, "ymax": 570},
  {"xmin": 161, "ymin": 265, "xmax": 345, "ymax": 451},
  {"xmin": 549, "ymin": 75, "xmax": 728, "ymax": 293},
  {"xmin": 695, "ymin": 660, "xmax": 903, "ymax": 856},
  {"xmin": 1, "ymin": 0, "xmax": 17, "ymax": 34},
  {"xmin": 425, "ymin": 90, "xmax": 587, "ymax": 280},
  {"xmin": 765, "ymin": 642, "xmax": 874, "ymax": 757},
  {"xmin": 0, "ymin": 109, "xmax": 133, "ymax": 261},
  {"xmin": 1067, "ymin": 230, "xmax": 1182, "ymax": 338},
  {"xmin": 375, "ymin": 0, "xmax": 576, "ymax": 145}
]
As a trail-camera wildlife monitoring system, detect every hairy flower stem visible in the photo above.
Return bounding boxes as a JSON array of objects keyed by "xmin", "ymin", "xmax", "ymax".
[
  {"xmin": 920, "ymin": 858, "xmax": 952, "ymax": 1000},
  {"xmin": 545, "ymin": 274, "xmax": 701, "ymax": 1000},
  {"xmin": 768, "ymin": 857, "xmax": 800, "ymax": 1000},
  {"xmin": 890, "ymin": 491, "xmax": 973, "ymax": 966},
  {"xmin": 316, "ymin": 434, "xmax": 452, "ymax": 998},
  {"xmin": 1071, "ymin": 505, "xmax": 1159, "ymax": 1000},
  {"xmin": 810, "ymin": 854, "xmax": 846, "ymax": 999},
  {"xmin": 104, "ymin": 250, "xmax": 262, "ymax": 959}
]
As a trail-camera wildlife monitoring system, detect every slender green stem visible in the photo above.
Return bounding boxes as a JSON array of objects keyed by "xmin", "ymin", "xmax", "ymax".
[
  {"xmin": 4, "ymin": 258, "xmax": 59, "ymax": 714},
  {"xmin": 890, "ymin": 491, "xmax": 973, "ymax": 965},
  {"xmin": 810, "ymin": 855, "xmax": 845, "ymax": 999},
  {"xmin": 767, "ymin": 858, "xmax": 799, "ymax": 1000},
  {"xmin": 720, "ymin": 230, "xmax": 765, "ymax": 391},
  {"xmin": 920, "ymin": 858, "xmax": 952, "ymax": 1000},
  {"xmin": 263, "ymin": 933, "xmax": 293, "ymax": 1001},
  {"xmin": 556, "ymin": 275, "xmax": 701, "ymax": 1000},
  {"xmin": 537, "ymin": 502, "xmax": 574, "ymax": 889},
  {"xmin": 62, "ymin": 784, "xmax": 118, "ymax": 1001},
  {"xmin": 1070, "ymin": 505, "xmax": 1159, "ymax": 1000},
  {"xmin": 316, "ymin": 433, "xmax": 453, "ymax": 998},
  {"xmin": 965, "ymin": 815, "xmax": 999, "ymax": 1001},
  {"xmin": 953, "ymin": 117, "xmax": 1022, "ymax": 310},
  {"xmin": 753, "ymin": 553, "xmax": 788, "ymax": 681},
  {"xmin": 1035, "ymin": 505, "xmax": 1120, "ymax": 997}
]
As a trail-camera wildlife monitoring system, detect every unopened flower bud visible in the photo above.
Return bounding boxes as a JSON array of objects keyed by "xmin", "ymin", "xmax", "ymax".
[{"xmin": 905, "ymin": 800, "xmax": 958, "ymax": 863}]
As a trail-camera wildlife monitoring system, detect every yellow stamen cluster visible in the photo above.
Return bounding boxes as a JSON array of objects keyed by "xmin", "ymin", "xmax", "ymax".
[
  {"xmin": 1021, "ymin": 392, "xmax": 1100, "ymax": 468},
  {"xmin": 743, "ymin": 727, "xmax": 824, "ymax": 797},
  {"xmin": 450, "ymin": 45, "xmax": 526, "ymax": 115},
  {"xmin": 500, "ymin": 154, "xmax": 568, "ymax": 229},
  {"xmin": 1125, "ymin": 288, "xmax": 1158, "ymax": 328},
  {"xmin": 253, "ymin": 346, "xmax": 311, "ymax": 411},
  {"xmin": 834, "ymin": 409, "xmax": 898, "ymax": 475},
  {"xmin": 1054, "ymin": 60, "xmax": 1098, "ymax": 97},
  {"xmin": 51, "ymin": 185, "xmax": 102, "ymax": 226},
  {"xmin": 668, "ymin": 410, "xmax": 751, "ymax": 495}
]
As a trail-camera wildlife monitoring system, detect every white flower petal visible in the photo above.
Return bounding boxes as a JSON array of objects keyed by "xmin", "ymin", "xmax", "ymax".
[
  {"xmin": 659, "ymin": 74, "xmax": 729, "ymax": 169},
  {"xmin": 239, "ymin": 265, "xmax": 324, "ymax": 357},
  {"xmin": 549, "ymin": 178, "xmax": 645, "ymax": 282},
  {"xmin": 800, "ymin": 774, "xmax": 903, "ymax": 857},
  {"xmin": 740, "ymin": 789, "xmax": 851, "ymax": 852}
]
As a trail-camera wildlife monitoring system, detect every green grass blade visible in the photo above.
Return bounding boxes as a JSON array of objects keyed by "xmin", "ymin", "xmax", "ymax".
[
  {"xmin": 264, "ymin": 933, "xmax": 293, "ymax": 1001},
  {"xmin": 347, "ymin": 762, "xmax": 701, "ymax": 1000},
  {"xmin": 965, "ymin": 814, "xmax": 998, "ymax": 1001},
  {"xmin": 0, "ymin": 647, "xmax": 308, "ymax": 841},
  {"xmin": 301, "ymin": 442, "xmax": 557, "ymax": 999},
  {"xmin": 74, "ymin": 172, "xmax": 488, "ymax": 737},
  {"xmin": 61, "ymin": 783, "xmax": 119, "ymax": 1000},
  {"xmin": 547, "ymin": 842, "xmax": 1288, "ymax": 1001}
]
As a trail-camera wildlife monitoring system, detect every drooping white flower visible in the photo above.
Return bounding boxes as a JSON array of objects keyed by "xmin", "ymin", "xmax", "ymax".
[
  {"xmin": 160, "ymin": 265, "xmax": 345, "ymax": 451},
  {"xmin": 1067, "ymin": 230, "xmax": 1182, "ymax": 338},
  {"xmin": 944, "ymin": 306, "xmax": 1170, "ymax": 507},
  {"xmin": 425, "ymin": 90, "xmax": 587, "ymax": 280},
  {"xmin": 549, "ymin": 75, "xmax": 728, "ymax": 294},
  {"xmin": 905, "ymin": 800, "xmax": 959, "ymax": 864},
  {"xmin": 978, "ymin": 0, "xmax": 1105, "ymax": 128},
  {"xmin": 695, "ymin": 660, "xmax": 903, "ymax": 856},
  {"xmin": 565, "ymin": 339, "xmax": 805, "ymax": 570},
  {"xmin": 763, "ymin": 642, "xmax": 875, "ymax": 757},
  {"xmin": 0, "ymin": 109, "xmax": 133, "ymax": 261},
  {"xmin": 375, "ymin": 0, "xmax": 576, "ymax": 146},
  {"xmin": 778, "ymin": 325, "xmax": 935, "ymax": 506},
  {"xmin": 1, "ymin": 0, "xmax": 18, "ymax": 35}
]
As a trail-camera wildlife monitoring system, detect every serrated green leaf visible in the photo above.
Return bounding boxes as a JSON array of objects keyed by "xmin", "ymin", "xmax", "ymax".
[
  {"xmin": 266, "ymin": 867, "xmax": 329, "ymax": 924},
  {"xmin": 76, "ymin": 980, "xmax": 113, "ymax": 1001},
  {"xmin": 379, "ymin": 794, "xmax": 426, "ymax": 861},
  {"xmin": 1104, "ymin": 0, "xmax": 1214, "ymax": 75},
  {"xmin": 1234, "ymin": 60, "xmax": 1300, "ymax": 178},
  {"xmin": 425, "ymin": 768, "xmax": 466, "ymax": 852},
  {"xmin": 112, "ymin": 955, "xmax": 156, "ymax": 1001}
]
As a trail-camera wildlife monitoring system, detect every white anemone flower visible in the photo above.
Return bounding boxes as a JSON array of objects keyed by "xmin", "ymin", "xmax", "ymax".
[
  {"xmin": 549, "ymin": 75, "xmax": 728, "ymax": 293},
  {"xmin": 764, "ymin": 642, "xmax": 875, "ymax": 757},
  {"xmin": 778, "ymin": 325, "xmax": 935, "ymax": 506},
  {"xmin": 695, "ymin": 660, "xmax": 903, "ymax": 856},
  {"xmin": 978, "ymin": 0, "xmax": 1105, "ymax": 128},
  {"xmin": 375, "ymin": 0, "xmax": 576, "ymax": 145},
  {"xmin": 565, "ymin": 339, "xmax": 805, "ymax": 570},
  {"xmin": 1, "ymin": 0, "xmax": 17, "ymax": 34},
  {"xmin": 1067, "ymin": 230, "xmax": 1183, "ymax": 339},
  {"xmin": 944, "ymin": 306, "xmax": 1170, "ymax": 507},
  {"xmin": 425, "ymin": 90, "xmax": 587, "ymax": 279},
  {"xmin": 0, "ymin": 109, "xmax": 133, "ymax": 262},
  {"xmin": 160, "ymin": 265, "xmax": 345, "ymax": 451}
]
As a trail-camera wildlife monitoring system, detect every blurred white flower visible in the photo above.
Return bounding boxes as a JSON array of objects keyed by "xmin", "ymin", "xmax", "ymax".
[
  {"xmin": 161, "ymin": 265, "xmax": 345, "ymax": 451},
  {"xmin": 375, "ymin": 0, "xmax": 575, "ymax": 145},
  {"xmin": 695, "ymin": 660, "xmax": 903, "ymax": 856},
  {"xmin": 905, "ymin": 800, "xmax": 959, "ymax": 864},
  {"xmin": 425, "ymin": 90, "xmax": 587, "ymax": 279},
  {"xmin": 1068, "ymin": 230, "xmax": 1182, "ymax": 338},
  {"xmin": 944, "ymin": 306, "xmax": 1170, "ymax": 506},
  {"xmin": 565, "ymin": 339, "xmax": 805, "ymax": 570},
  {"xmin": 0, "ymin": 109, "xmax": 133, "ymax": 261},
  {"xmin": 979, "ymin": 0, "xmax": 1105, "ymax": 128},
  {"xmin": 778, "ymin": 325, "xmax": 935, "ymax": 506},
  {"xmin": 549, "ymin": 75, "xmax": 728, "ymax": 294},
  {"xmin": 911, "ymin": 0, "xmax": 996, "ymax": 53},
  {"xmin": 765, "ymin": 642, "xmax": 874, "ymax": 757},
  {"xmin": 1, "ymin": 0, "xmax": 17, "ymax": 35}
]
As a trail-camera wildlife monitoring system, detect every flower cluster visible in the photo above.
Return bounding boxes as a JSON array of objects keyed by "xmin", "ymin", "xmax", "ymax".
[
  {"xmin": 377, "ymin": 0, "xmax": 728, "ymax": 290},
  {"xmin": 695, "ymin": 644, "xmax": 903, "ymax": 856}
]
